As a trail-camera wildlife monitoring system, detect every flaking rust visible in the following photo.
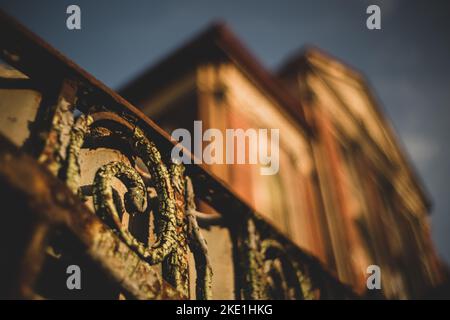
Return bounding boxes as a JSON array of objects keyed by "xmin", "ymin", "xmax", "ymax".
[
  {"xmin": 65, "ymin": 114, "xmax": 93, "ymax": 194},
  {"xmin": 44, "ymin": 98, "xmax": 321, "ymax": 301},
  {"xmin": 185, "ymin": 176, "xmax": 212, "ymax": 300},
  {"xmin": 37, "ymin": 80, "xmax": 77, "ymax": 176},
  {"xmin": 0, "ymin": 134, "xmax": 180, "ymax": 299},
  {"xmin": 28, "ymin": 101, "xmax": 328, "ymax": 300},
  {"xmin": 163, "ymin": 163, "xmax": 190, "ymax": 297},
  {"xmin": 92, "ymin": 161, "xmax": 150, "ymax": 257},
  {"xmin": 92, "ymin": 229, "xmax": 163, "ymax": 300},
  {"xmin": 241, "ymin": 217, "xmax": 318, "ymax": 300},
  {"xmin": 61, "ymin": 112, "xmax": 196, "ymax": 298},
  {"xmin": 131, "ymin": 126, "xmax": 178, "ymax": 265}
]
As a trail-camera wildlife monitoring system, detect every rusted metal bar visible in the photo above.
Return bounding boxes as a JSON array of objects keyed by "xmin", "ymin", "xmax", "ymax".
[
  {"xmin": 0, "ymin": 133, "xmax": 181, "ymax": 299},
  {"xmin": 0, "ymin": 10, "xmax": 357, "ymax": 299}
]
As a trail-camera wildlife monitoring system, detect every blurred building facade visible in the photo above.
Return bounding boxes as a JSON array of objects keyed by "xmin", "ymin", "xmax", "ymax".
[{"xmin": 120, "ymin": 23, "xmax": 444, "ymax": 299}]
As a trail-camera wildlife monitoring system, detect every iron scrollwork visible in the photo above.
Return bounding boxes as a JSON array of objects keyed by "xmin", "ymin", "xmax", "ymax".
[
  {"xmin": 58, "ymin": 110, "xmax": 211, "ymax": 299},
  {"xmin": 44, "ymin": 106, "xmax": 321, "ymax": 301},
  {"xmin": 241, "ymin": 217, "xmax": 315, "ymax": 300}
]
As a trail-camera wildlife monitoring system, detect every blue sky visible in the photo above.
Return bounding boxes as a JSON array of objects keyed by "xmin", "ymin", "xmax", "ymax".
[{"xmin": 1, "ymin": 0, "xmax": 449, "ymax": 264}]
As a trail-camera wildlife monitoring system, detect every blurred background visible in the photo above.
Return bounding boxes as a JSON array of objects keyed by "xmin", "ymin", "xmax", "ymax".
[{"xmin": 0, "ymin": 0, "xmax": 449, "ymax": 267}]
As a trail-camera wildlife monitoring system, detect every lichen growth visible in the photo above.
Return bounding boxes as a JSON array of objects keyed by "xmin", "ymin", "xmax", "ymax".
[
  {"xmin": 37, "ymin": 92, "xmax": 75, "ymax": 176},
  {"xmin": 93, "ymin": 126, "xmax": 180, "ymax": 267},
  {"xmin": 242, "ymin": 218, "xmax": 316, "ymax": 300},
  {"xmin": 162, "ymin": 163, "xmax": 190, "ymax": 297},
  {"xmin": 92, "ymin": 161, "xmax": 150, "ymax": 257},
  {"xmin": 65, "ymin": 114, "xmax": 93, "ymax": 194},
  {"xmin": 293, "ymin": 263, "xmax": 315, "ymax": 300},
  {"xmin": 185, "ymin": 176, "xmax": 213, "ymax": 300},
  {"xmin": 129, "ymin": 127, "xmax": 178, "ymax": 265},
  {"xmin": 64, "ymin": 115, "xmax": 211, "ymax": 298},
  {"xmin": 243, "ymin": 217, "xmax": 268, "ymax": 300}
]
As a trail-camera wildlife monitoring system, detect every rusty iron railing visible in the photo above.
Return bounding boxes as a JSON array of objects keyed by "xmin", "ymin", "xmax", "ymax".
[{"xmin": 0, "ymin": 11, "xmax": 356, "ymax": 300}]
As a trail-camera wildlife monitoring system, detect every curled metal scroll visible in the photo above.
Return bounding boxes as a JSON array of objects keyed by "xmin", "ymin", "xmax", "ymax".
[
  {"xmin": 128, "ymin": 126, "xmax": 178, "ymax": 264},
  {"xmin": 62, "ymin": 111, "xmax": 215, "ymax": 298},
  {"xmin": 92, "ymin": 161, "xmax": 150, "ymax": 258},
  {"xmin": 64, "ymin": 113, "xmax": 177, "ymax": 265},
  {"xmin": 242, "ymin": 217, "xmax": 315, "ymax": 300},
  {"xmin": 261, "ymin": 239, "xmax": 305, "ymax": 299}
]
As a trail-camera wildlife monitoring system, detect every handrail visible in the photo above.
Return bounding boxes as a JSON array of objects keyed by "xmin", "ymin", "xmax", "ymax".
[{"xmin": 0, "ymin": 10, "xmax": 356, "ymax": 299}]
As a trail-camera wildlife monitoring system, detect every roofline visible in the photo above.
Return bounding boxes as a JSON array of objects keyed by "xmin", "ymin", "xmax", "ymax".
[
  {"xmin": 278, "ymin": 45, "xmax": 366, "ymax": 82},
  {"xmin": 278, "ymin": 47, "xmax": 432, "ymax": 212},
  {"xmin": 119, "ymin": 22, "xmax": 311, "ymax": 134}
]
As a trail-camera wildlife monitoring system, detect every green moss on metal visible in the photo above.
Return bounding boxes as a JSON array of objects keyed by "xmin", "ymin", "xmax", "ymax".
[
  {"xmin": 242, "ymin": 219, "xmax": 318, "ymax": 300},
  {"xmin": 92, "ymin": 161, "xmax": 150, "ymax": 258},
  {"xmin": 130, "ymin": 127, "xmax": 178, "ymax": 265},
  {"xmin": 65, "ymin": 114, "xmax": 93, "ymax": 194},
  {"xmin": 185, "ymin": 176, "xmax": 213, "ymax": 300},
  {"xmin": 162, "ymin": 163, "xmax": 190, "ymax": 297},
  {"xmin": 64, "ymin": 115, "xmax": 213, "ymax": 298},
  {"xmin": 243, "ymin": 217, "xmax": 268, "ymax": 300}
]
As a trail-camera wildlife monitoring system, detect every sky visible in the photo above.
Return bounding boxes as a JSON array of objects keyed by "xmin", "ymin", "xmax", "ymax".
[{"xmin": 1, "ymin": 0, "xmax": 449, "ymax": 264}]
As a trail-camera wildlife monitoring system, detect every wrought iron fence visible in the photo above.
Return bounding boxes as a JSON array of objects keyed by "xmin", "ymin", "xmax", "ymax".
[{"xmin": 0, "ymin": 11, "xmax": 356, "ymax": 300}]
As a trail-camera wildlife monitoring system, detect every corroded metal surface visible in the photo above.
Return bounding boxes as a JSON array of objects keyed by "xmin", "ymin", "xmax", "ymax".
[
  {"xmin": 130, "ymin": 126, "xmax": 178, "ymax": 265},
  {"xmin": 65, "ymin": 114, "xmax": 93, "ymax": 193},
  {"xmin": 0, "ymin": 134, "xmax": 181, "ymax": 299},
  {"xmin": 0, "ymin": 10, "xmax": 357, "ymax": 300},
  {"xmin": 185, "ymin": 176, "xmax": 213, "ymax": 300},
  {"xmin": 36, "ymin": 80, "xmax": 77, "ymax": 176},
  {"xmin": 163, "ymin": 163, "xmax": 189, "ymax": 297},
  {"xmin": 92, "ymin": 161, "xmax": 149, "ymax": 255},
  {"xmin": 237, "ymin": 216, "xmax": 355, "ymax": 300},
  {"xmin": 59, "ymin": 110, "xmax": 200, "ymax": 297}
]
